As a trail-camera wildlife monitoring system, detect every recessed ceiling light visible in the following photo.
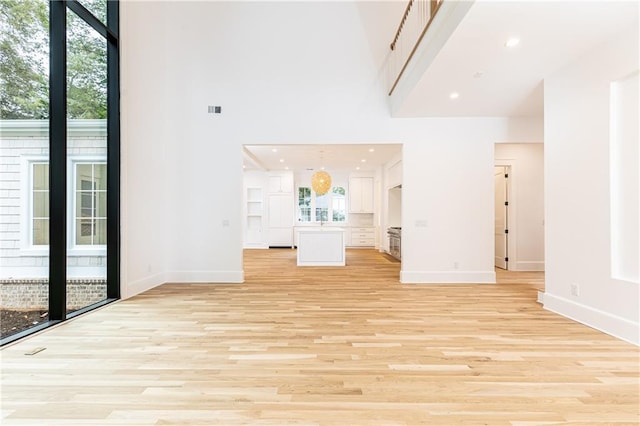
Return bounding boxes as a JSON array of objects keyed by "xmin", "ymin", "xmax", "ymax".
[
  {"xmin": 449, "ymin": 92, "xmax": 459, "ymax": 99},
  {"xmin": 271, "ymin": 148, "xmax": 278, "ymax": 152},
  {"xmin": 361, "ymin": 159, "xmax": 366, "ymax": 163},
  {"xmin": 285, "ymin": 166, "xmax": 289, "ymax": 170},
  {"xmin": 356, "ymin": 166, "xmax": 361, "ymax": 171},
  {"xmin": 321, "ymin": 166, "xmax": 325, "ymax": 170},
  {"xmin": 368, "ymin": 148, "xmax": 375, "ymax": 152},
  {"xmin": 279, "ymin": 158, "xmax": 284, "ymax": 163},
  {"xmin": 505, "ymin": 37, "xmax": 520, "ymax": 48},
  {"xmin": 242, "ymin": 165, "xmax": 246, "ymax": 169}
]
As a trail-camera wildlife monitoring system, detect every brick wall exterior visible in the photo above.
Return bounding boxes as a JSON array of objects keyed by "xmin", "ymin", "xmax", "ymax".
[{"xmin": 0, "ymin": 279, "xmax": 107, "ymax": 310}]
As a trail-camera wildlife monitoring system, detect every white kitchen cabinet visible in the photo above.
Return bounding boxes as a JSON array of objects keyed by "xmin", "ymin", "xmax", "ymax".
[
  {"xmin": 349, "ymin": 177, "xmax": 374, "ymax": 213},
  {"xmin": 297, "ymin": 228, "xmax": 346, "ymax": 266},
  {"xmin": 387, "ymin": 160, "xmax": 402, "ymax": 189},
  {"xmin": 268, "ymin": 193, "xmax": 294, "ymax": 246},
  {"xmin": 348, "ymin": 227, "xmax": 375, "ymax": 247},
  {"xmin": 268, "ymin": 172, "xmax": 293, "ymax": 194}
]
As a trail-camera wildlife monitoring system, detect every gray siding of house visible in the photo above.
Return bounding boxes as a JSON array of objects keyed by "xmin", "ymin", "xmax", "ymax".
[{"xmin": 0, "ymin": 120, "xmax": 108, "ymax": 280}]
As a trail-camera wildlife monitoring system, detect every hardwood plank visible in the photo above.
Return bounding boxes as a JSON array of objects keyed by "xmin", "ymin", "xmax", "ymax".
[{"xmin": 1, "ymin": 249, "xmax": 638, "ymax": 425}]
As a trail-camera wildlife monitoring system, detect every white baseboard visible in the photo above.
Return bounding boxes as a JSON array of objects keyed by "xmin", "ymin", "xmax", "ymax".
[
  {"xmin": 514, "ymin": 261, "xmax": 545, "ymax": 271},
  {"xmin": 400, "ymin": 270, "xmax": 496, "ymax": 284},
  {"xmin": 165, "ymin": 270, "xmax": 244, "ymax": 284},
  {"xmin": 543, "ymin": 293, "xmax": 639, "ymax": 346},
  {"xmin": 123, "ymin": 272, "xmax": 166, "ymax": 299}
]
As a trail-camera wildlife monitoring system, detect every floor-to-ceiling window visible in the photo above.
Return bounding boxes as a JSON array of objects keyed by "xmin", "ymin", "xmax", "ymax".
[
  {"xmin": 0, "ymin": 0, "xmax": 51, "ymax": 340},
  {"xmin": 0, "ymin": 0, "xmax": 119, "ymax": 344}
]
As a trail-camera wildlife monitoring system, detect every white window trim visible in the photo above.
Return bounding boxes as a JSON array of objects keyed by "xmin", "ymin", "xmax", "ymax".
[
  {"xmin": 20, "ymin": 155, "xmax": 49, "ymax": 254},
  {"xmin": 68, "ymin": 157, "xmax": 107, "ymax": 254},
  {"xmin": 296, "ymin": 185, "xmax": 347, "ymax": 224},
  {"xmin": 19, "ymin": 155, "xmax": 107, "ymax": 256}
]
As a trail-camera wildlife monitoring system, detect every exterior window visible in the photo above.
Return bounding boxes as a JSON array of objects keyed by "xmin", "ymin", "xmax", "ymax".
[
  {"xmin": 32, "ymin": 163, "xmax": 49, "ymax": 245},
  {"xmin": 297, "ymin": 186, "xmax": 346, "ymax": 223},
  {"xmin": 332, "ymin": 187, "xmax": 346, "ymax": 222},
  {"xmin": 75, "ymin": 163, "xmax": 107, "ymax": 245},
  {"xmin": 27, "ymin": 161, "xmax": 106, "ymax": 248},
  {"xmin": 298, "ymin": 187, "xmax": 311, "ymax": 222},
  {"xmin": 315, "ymin": 192, "xmax": 329, "ymax": 222},
  {"xmin": 1, "ymin": 0, "xmax": 119, "ymax": 343}
]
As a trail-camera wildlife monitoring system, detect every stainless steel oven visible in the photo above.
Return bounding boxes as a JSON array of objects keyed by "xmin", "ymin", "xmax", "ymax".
[{"xmin": 387, "ymin": 227, "xmax": 401, "ymax": 260}]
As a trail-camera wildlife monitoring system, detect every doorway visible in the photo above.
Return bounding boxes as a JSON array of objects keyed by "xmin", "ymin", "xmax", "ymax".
[{"xmin": 494, "ymin": 166, "xmax": 509, "ymax": 270}]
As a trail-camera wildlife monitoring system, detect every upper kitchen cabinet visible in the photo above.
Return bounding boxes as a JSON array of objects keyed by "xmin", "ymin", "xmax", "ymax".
[
  {"xmin": 268, "ymin": 171, "xmax": 294, "ymax": 194},
  {"xmin": 349, "ymin": 177, "xmax": 374, "ymax": 213},
  {"xmin": 387, "ymin": 160, "xmax": 402, "ymax": 189}
]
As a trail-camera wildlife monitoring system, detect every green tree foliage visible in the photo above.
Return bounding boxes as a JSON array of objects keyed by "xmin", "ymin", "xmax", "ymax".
[
  {"xmin": 67, "ymin": 7, "xmax": 106, "ymax": 119},
  {"xmin": 0, "ymin": 0, "xmax": 107, "ymax": 120},
  {"xmin": 0, "ymin": 0, "xmax": 49, "ymax": 119}
]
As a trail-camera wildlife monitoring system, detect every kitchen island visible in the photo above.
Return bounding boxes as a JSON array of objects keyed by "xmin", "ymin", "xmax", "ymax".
[{"xmin": 296, "ymin": 228, "xmax": 346, "ymax": 266}]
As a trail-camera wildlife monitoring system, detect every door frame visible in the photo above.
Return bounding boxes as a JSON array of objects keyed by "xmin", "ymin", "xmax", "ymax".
[{"xmin": 494, "ymin": 162, "xmax": 516, "ymax": 271}]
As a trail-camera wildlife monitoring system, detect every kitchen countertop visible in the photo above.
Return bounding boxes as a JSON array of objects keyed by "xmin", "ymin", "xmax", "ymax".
[{"xmin": 296, "ymin": 227, "xmax": 345, "ymax": 232}]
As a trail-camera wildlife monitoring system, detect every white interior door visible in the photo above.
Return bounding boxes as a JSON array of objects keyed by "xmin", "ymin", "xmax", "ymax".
[{"xmin": 494, "ymin": 166, "xmax": 509, "ymax": 269}]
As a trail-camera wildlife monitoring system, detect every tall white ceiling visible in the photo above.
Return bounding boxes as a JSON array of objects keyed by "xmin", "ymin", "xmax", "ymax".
[
  {"xmin": 242, "ymin": 1, "xmax": 638, "ymax": 171},
  {"xmin": 243, "ymin": 144, "xmax": 402, "ymax": 172},
  {"xmin": 395, "ymin": 0, "xmax": 639, "ymax": 117}
]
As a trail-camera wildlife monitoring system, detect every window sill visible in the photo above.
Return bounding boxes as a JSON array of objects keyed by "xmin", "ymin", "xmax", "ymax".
[
  {"xmin": 18, "ymin": 248, "xmax": 106, "ymax": 257},
  {"xmin": 295, "ymin": 223, "xmax": 348, "ymax": 227},
  {"xmin": 68, "ymin": 249, "xmax": 107, "ymax": 256}
]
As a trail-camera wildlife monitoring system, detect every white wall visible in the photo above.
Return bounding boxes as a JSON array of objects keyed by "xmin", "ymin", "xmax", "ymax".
[
  {"xmin": 399, "ymin": 119, "xmax": 533, "ymax": 284},
  {"xmin": 544, "ymin": 22, "xmax": 639, "ymax": 344},
  {"xmin": 119, "ymin": 2, "xmax": 543, "ymax": 299},
  {"xmin": 120, "ymin": 2, "xmax": 171, "ymax": 296},
  {"xmin": 610, "ymin": 73, "xmax": 639, "ymax": 283},
  {"xmin": 495, "ymin": 143, "xmax": 545, "ymax": 271}
]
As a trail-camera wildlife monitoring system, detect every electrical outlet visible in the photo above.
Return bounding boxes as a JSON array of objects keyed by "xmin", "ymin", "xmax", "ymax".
[{"xmin": 570, "ymin": 283, "xmax": 580, "ymax": 297}]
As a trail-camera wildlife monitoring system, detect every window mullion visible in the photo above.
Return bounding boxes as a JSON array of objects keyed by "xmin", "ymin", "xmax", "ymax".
[
  {"xmin": 93, "ymin": 164, "xmax": 98, "ymax": 245},
  {"xmin": 106, "ymin": 0, "xmax": 120, "ymax": 300},
  {"xmin": 49, "ymin": 0, "xmax": 67, "ymax": 321},
  {"xmin": 65, "ymin": 0, "xmax": 114, "ymax": 40}
]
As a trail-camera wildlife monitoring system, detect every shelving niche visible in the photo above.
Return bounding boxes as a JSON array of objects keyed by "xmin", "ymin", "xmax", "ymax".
[{"xmin": 245, "ymin": 187, "xmax": 265, "ymax": 247}]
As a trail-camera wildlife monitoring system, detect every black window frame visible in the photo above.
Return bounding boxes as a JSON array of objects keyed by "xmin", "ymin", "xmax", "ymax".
[{"xmin": 1, "ymin": 0, "xmax": 120, "ymax": 345}]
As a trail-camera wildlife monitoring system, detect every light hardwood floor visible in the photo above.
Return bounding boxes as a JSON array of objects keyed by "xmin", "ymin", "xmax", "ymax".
[{"xmin": 1, "ymin": 249, "xmax": 638, "ymax": 425}]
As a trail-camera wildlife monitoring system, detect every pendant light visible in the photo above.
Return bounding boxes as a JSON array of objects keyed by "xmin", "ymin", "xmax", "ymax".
[
  {"xmin": 311, "ymin": 151, "xmax": 332, "ymax": 195},
  {"xmin": 311, "ymin": 170, "xmax": 332, "ymax": 195}
]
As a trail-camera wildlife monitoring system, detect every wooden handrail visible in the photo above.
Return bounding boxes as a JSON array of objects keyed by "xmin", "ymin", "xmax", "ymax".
[
  {"xmin": 388, "ymin": 0, "xmax": 443, "ymax": 96},
  {"xmin": 390, "ymin": 0, "xmax": 414, "ymax": 51}
]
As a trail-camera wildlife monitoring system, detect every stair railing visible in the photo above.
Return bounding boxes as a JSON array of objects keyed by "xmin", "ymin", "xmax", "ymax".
[{"xmin": 388, "ymin": 0, "xmax": 443, "ymax": 96}]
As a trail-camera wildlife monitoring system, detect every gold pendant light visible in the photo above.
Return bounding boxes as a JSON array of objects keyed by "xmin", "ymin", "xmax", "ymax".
[{"xmin": 311, "ymin": 170, "xmax": 332, "ymax": 195}]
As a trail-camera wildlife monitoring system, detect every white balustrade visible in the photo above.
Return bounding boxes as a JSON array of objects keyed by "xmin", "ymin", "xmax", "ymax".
[{"xmin": 388, "ymin": 0, "xmax": 443, "ymax": 95}]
